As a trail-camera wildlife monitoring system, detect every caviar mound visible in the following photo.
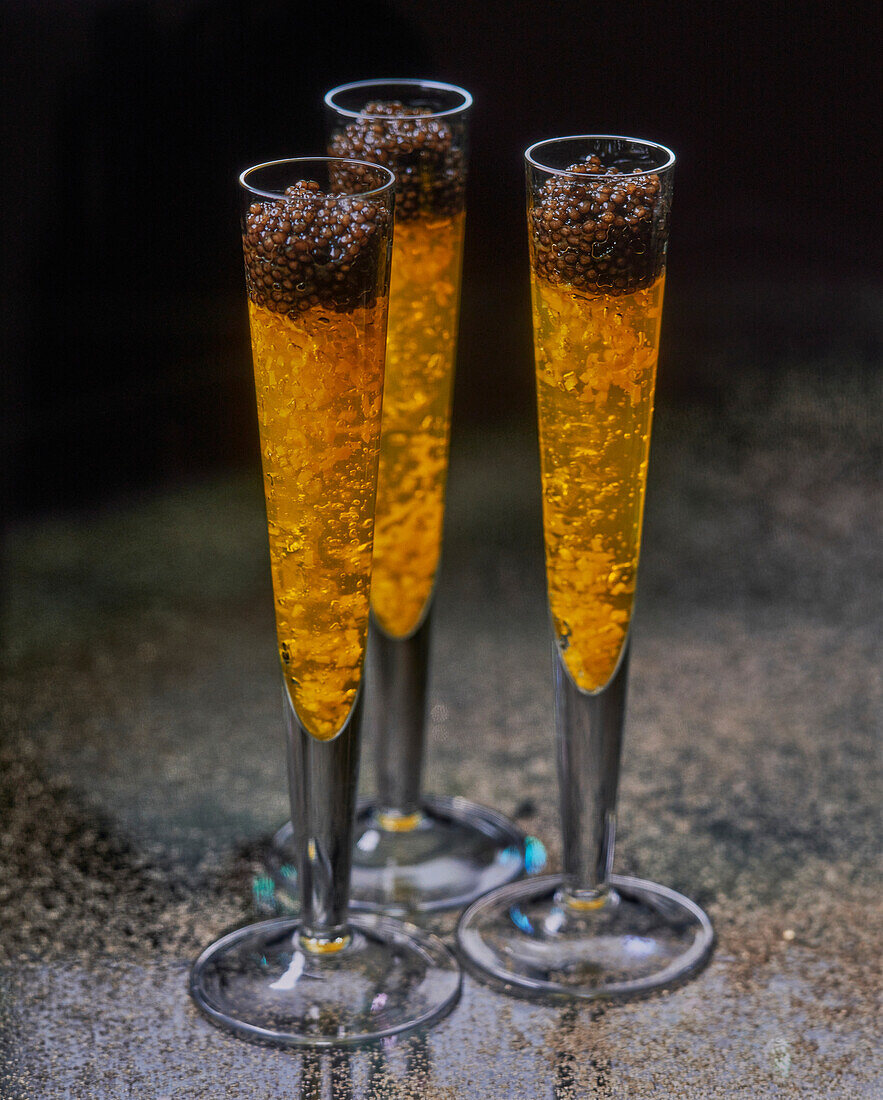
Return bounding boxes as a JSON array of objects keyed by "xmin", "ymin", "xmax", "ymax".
[
  {"xmin": 330, "ymin": 101, "xmax": 465, "ymax": 220},
  {"xmin": 242, "ymin": 178, "xmax": 391, "ymax": 315},
  {"xmin": 530, "ymin": 156, "xmax": 669, "ymax": 296}
]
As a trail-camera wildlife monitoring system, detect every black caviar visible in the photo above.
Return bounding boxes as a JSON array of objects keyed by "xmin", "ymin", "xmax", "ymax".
[
  {"xmin": 242, "ymin": 176, "xmax": 390, "ymax": 314},
  {"xmin": 329, "ymin": 101, "xmax": 465, "ymax": 220},
  {"xmin": 530, "ymin": 155, "xmax": 668, "ymax": 295}
]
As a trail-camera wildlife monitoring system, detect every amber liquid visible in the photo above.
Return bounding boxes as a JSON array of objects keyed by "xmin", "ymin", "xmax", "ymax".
[
  {"xmin": 532, "ymin": 273, "xmax": 665, "ymax": 692},
  {"xmin": 248, "ymin": 299, "xmax": 386, "ymax": 740},
  {"xmin": 369, "ymin": 212, "xmax": 465, "ymax": 637}
]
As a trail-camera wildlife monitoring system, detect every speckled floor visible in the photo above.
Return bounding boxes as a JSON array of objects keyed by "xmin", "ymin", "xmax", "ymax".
[{"xmin": 1, "ymin": 279, "xmax": 881, "ymax": 1097}]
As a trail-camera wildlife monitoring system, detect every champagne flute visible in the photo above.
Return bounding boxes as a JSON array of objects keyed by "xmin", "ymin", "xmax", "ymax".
[
  {"xmin": 457, "ymin": 136, "xmax": 713, "ymax": 1000},
  {"xmin": 190, "ymin": 157, "xmax": 460, "ymax": 1044},
  {"xmin": 274, "ymin": 79, "xmax": 528, "ymax": 915}
]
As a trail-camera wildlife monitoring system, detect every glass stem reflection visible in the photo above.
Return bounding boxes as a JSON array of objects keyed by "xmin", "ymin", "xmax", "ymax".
[
  {"xmin": 367, "ymin": 612, "xmax": 432, "ymax": 825},
  {"xmin": 284, "ymin": 683, "xmax": 362, "ymax": 947},
  {"xmin": 554, "ymin": 638, "xmax": 630, "ymax": 904}
]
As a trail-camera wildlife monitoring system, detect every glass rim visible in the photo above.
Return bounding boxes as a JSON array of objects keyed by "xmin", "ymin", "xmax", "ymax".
[
  {"xmin": 525, "ymin": 134, "xmax": 676, "ymax": 178},
  {"xmin": 238, "ymin": 156, "xmax": 396, "ymax": 201},
  {"xmin": 324, "ymin": 78, "xmax": 473, "ymax": 120}
]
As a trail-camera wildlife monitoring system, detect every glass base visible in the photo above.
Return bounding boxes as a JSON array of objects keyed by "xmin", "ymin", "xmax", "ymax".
[
  {"xmin": 456, "ymin": 873, "xmax": 714, "ymax": 1002},
  {"xmin": 190, "ymin": 914, "xmax": 461, "ymax": 1047},
  {"xmin": 273, "ymin": 796, "xmax": 529, "ymax": 916}
]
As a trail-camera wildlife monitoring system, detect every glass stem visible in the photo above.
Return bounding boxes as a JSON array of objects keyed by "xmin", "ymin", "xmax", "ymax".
[
  {"xmin": 554, "ymin": 637, "xmax": 630, "ymax": 903},
  {"xmin": 368, "ymin": 610, "xmax": 432, "ymax": 822},
  {"xmin": 284, "ymin": 682, "xmax": 362, "ymax": 946}
]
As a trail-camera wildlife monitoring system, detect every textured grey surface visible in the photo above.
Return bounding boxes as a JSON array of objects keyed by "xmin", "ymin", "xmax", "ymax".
[{"xmin": 1, "ymin": 279, "xmax": 881, "ymax": 1097}]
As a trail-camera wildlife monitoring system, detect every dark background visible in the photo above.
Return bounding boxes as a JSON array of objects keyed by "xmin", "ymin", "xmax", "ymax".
[{"xmin": 2, "ymin": 0, "xmax": 880, "ymax": 518}]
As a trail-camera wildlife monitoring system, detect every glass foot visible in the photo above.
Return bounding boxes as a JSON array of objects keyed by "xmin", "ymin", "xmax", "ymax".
[
  {"xmin": 456, "ymin": 873, "xmax": 714, "ymax": 1002},
  {"xmin": 190, "ymin": 914, "xmax": 461, "ymax": 1047},
  {"xmin": 273, "ymin": 795, "xmax": 530, "ymax": 915}
]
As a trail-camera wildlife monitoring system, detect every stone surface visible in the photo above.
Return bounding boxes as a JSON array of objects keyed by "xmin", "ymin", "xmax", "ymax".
[{"xmin": 1, "ymin": 279, "xmax": 880, "ymax": 1096}]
